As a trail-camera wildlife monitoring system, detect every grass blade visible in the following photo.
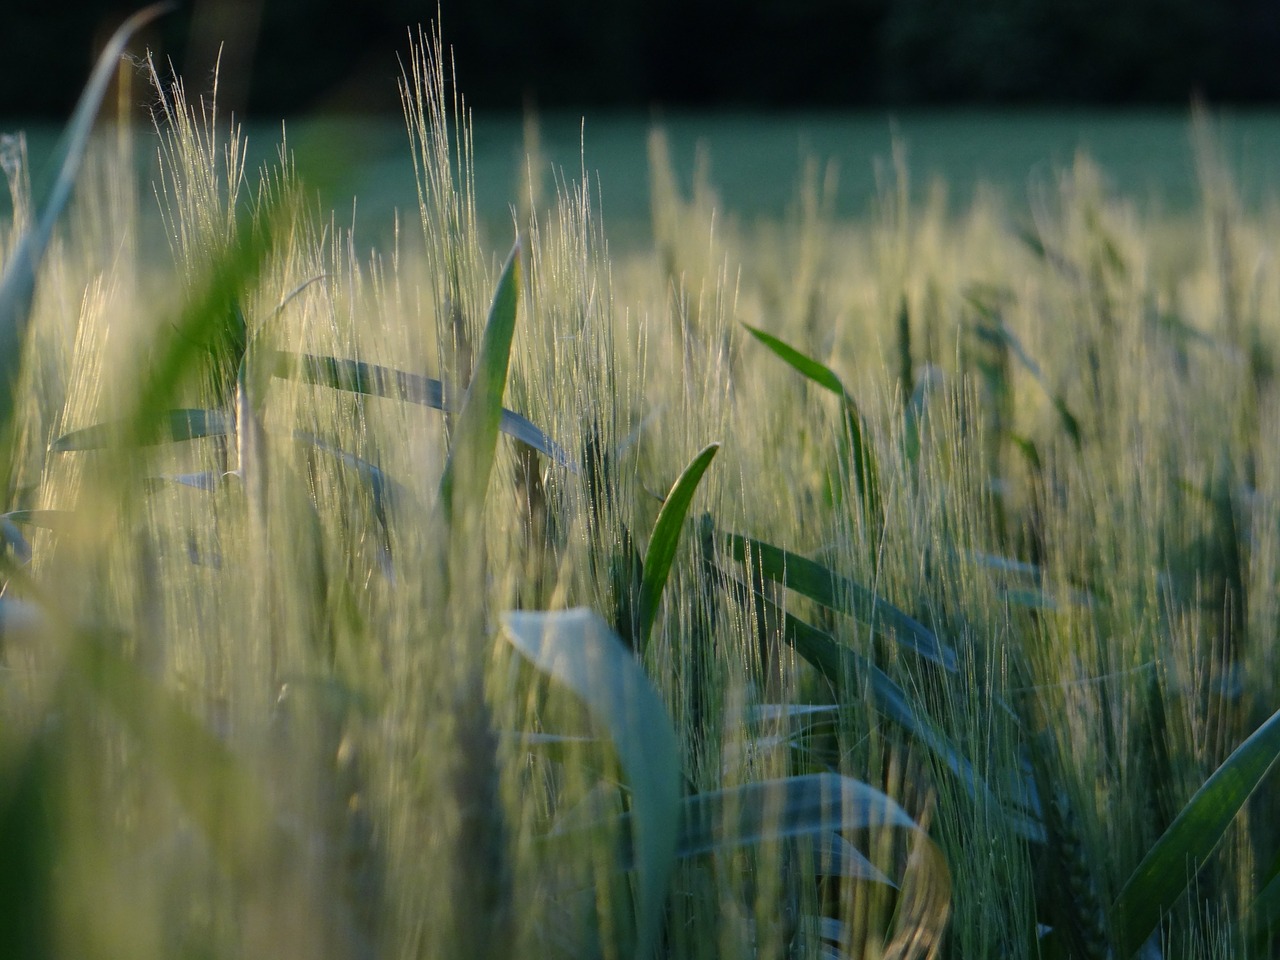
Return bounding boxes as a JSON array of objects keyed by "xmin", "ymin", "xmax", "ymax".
[
  {"xmin": 3, "ymin": 509, "xmax": 75, "ymax": 529},
  {"xmin": 1250, "ymin": 861, "xmax": 1280, "ymax": 947},
  {"xmin": 502, "ymin": 607, "xmax": 682, "ymax": 960},
  {"xmin": 744, "ymin": 323, "xmax": 845, "ymax": 394},
  {"xmin": 1111, "ymin": 705, "xmax": 1280, "ymax": 957},
  {"xmin": 726, "ymin": 533, "xmax": 958, "ymax": 672},
  {"xmin": 566, "ymin": 774, "xmax": 916, "ymax": 885},
  {"xmin": 275, "ymin": 350, "xmax": 444, "ymax": 404},
  {"xmin": 0, "ymin": 3, "xmax": 173, "ymax": 415},
  {"xmin": 437, "ymin": 241, "xmax": 521, "ymax": 523},
  {"xmin": 964, "ymin": 304, "xmax": 1083, "ymax": 450},
  {"xmin": 997, "ymin": 323, "xmax": 1082, "ymax": 448},
  {"xmin": 743, "ymin": 323, "xmax": 881, "ymax": 526},
  {"xmin": 2, "ymin": 510, "xmax": 75, "ymax": 566},
  {"xmin": 144, "ymin": 472, "xmax": 226, "ymax": 492},
  {"xmin": 741, "ymin": 579, "xmax": 960, "ymax": 779},
  {"xmin": 725, "ymin": 570, "xmax": 1043, "ymax": 842},
  {"xmin": 293, "ymin": 430, "xmax": 409, "ymax": 561},
  {"xmin": 637, "ymin": 442, "xmax": 720, "ymax": 654},
  {"xmin": 50, "ymin": 408, "xmax": 231, "ymax": 451},
  {"xmin": 128, "ymin": 207, "xmax": 276, "ymax": 451},
  {"xmin": 273, "ymin": 351, "xmax": 572, "ymax": 469},
  {"xmin": 675, "ymin": 774, "xmax": 918, "ymax": 858}
]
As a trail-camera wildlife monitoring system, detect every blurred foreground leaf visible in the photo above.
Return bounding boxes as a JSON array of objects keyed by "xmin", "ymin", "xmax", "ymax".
[
  {"xmin": 502, "ymin": 607, "xmax": 681, "ymax": 960},
  {"xmin": 0, "ymin": 3, "xmax": 173, "ymax": 418},
  {"xmin": 71, "ymin": 632, "xmax": 285, "ymax": 882}
]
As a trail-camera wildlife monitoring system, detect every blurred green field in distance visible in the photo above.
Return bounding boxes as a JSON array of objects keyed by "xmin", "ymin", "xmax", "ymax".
[
  {"xmin": 175, "ymin": 108, "xmax": 1280, "ymax": 247},
  {"xmin": 11, "ymin": 108, "xmax": 1280, "ymax": 249}
]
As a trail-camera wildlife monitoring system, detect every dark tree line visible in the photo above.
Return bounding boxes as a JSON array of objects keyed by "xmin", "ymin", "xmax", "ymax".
[{"xmin": 4, "ymin": 0, "xmax": 1279, "ymax": 119}]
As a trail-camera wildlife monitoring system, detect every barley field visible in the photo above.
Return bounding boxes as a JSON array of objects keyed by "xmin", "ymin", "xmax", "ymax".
[{"xmin": 2, "ymin": 13, "xmax": 1280, "ymax": 960}]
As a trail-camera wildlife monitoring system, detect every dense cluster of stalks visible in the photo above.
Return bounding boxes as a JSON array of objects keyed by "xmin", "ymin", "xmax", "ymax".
[{"xmin": 2, "ymin": 12, "xmax": 1280, "ymax": 960}]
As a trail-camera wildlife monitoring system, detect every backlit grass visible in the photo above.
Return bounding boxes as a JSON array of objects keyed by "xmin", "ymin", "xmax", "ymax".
[{"xmin": 3, "ymin": 15, "xmax": 1280, "ymax": 960}]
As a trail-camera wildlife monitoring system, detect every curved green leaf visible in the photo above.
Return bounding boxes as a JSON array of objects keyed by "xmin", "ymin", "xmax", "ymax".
[
  {"xmin": 502, "ymin": 608, "xmax": 681, "ymax": 960},
  {"xmin": 50, "ymin": 408, "xmax": 231, "ymax": 451},
  {"xmin": 726, "ymin": 533, "xmax": 958, "ymax": 672},
  {"xmin": 726, "ymin": 570, "xmax": 1043, "ymax": 842},
  {"xmin": 144, "ymin": 471, "xmax": 226, "ymax": 492},
  {"xmin": 0, "ymin": 3, "xmax": 173, "ymax": 413},
  {"xmin": 1112, "ymin": 705, "xmax": 1280, "ymax": 958},
  {"xmin": 274, "ymin": 350, "xmax": 445, "ymax": 404},
  {"xmin": 2, "ymin": 510, "xmax": 74, "ymax": 564},
  {"xmin": 293, "ymin": 430, "xmax": 409, "ymax": 521},
  {"xmin": 675, "ymin": 774, "xmax": 917, "ymax": 859},
  {"xmin": 743, "ymin": 323, "xmax": 880, "ymax": 524},
  {"xmin": 438, "ymin": 241, "xmax": 521, "ymax": 523},
  {"xmin": 273, "ymin": 351, "xmax": 572, "ymax": 469},
  {"xmin": 744, "ymin": 323, "xmax": 845, "ymax": 394},
  {"xmin": 637, "ymin": 442, "xmax": 720, "ymax": 654},
  {"xmin": 563, "ymin": 774, "xmax": 912, "ymax": 886},
  {"xmin": 984, "ymin": 319, "xmax": 1082, "ymax": 449},
  {"xmin": 293, "ymin": 431, "xmax": 408, "ymax": 570}
]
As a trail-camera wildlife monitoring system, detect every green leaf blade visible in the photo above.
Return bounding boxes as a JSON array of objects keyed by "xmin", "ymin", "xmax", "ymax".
[
  {"xmin": 1112, "ymin": 706, "xmax": 1280, "ymax": 958},
  {"xmin": 676, "ymin": 773, "xmax": 919, "ymax": 859},
  {"xmin": 743, "ymin": 323, "xmax": 881, "ymax": 526},
  {"xmin": 572, "ymin": 773, "xmax": 915, "ymax": 885},
  {"xmin": 719, "ymin": 558, "xmax": 1043, "ymax": 843},
  {"xmin": 637, "ymin": 442, "xmax": 720, "ymax": 653},
  {"xmin": 726, "ymin": 533, "xmax": 958, "ymax": 673},
  {"xmin": 274, "ymin": 351, "xmax": 445, "ymax": 407},
  {"xmin": 50, "ymin": 409, "xmax": 231, "ymax": 451},
  {"xmin": 128, "ymin": 207, "xmax": 277, "ymax": 451},
  {"xmin": 274, "ymin": 350, "xmax": 572, "ymax": 469},
  {"xmin": 438, "ymin": 241, "xmax": 522, "ymax": 522},
  {"xmin": 743, "ymin": 323, "xmax": 844, "ymax": 396}
]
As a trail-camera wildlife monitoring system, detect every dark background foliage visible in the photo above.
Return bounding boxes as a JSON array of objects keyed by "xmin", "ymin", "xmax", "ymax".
[{"xmin": 3, "ymin": 0, "xmax": 1280, "ymax": 120}]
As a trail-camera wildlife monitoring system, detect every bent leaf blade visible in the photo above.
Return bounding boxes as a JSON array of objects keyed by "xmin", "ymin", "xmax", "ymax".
[
  {"xmin": 502, "ymin": 608, "xmax": 681, "ymax": 960},
  {"xmin": 1112, "ymin": 706, "xmax": 1280, "ymax": 957}
]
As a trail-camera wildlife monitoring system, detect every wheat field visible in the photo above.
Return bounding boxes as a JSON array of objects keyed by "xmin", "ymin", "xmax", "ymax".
[{"xmin": 2, "ymin": 13, "xmax": 1280, "ymax": 960}]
